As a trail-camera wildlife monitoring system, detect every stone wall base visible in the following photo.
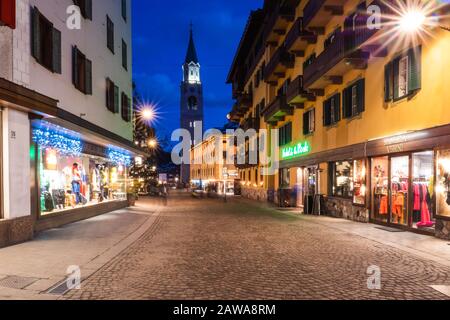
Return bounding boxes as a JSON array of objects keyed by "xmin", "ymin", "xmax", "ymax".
[
  {"xmin": 435, "ymin": 219, "xmax": 450, "ymax": 240},
  {"xmin": 0, "ymin": 216, "xmax": 34, "ymax": 248},
  {"xmin": 34, "ymin": 200, "xmax": 129, "ymax": 233},
  {"xmin": 324, "ymin": 197, "xmax": 369, "ymax": 223}
]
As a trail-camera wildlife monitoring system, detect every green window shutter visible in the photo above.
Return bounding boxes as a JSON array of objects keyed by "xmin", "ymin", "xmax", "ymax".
[
  {"xmin": 31, "ymin": 7, "xmax": 40, "ymax": 62},
  {"xmin": 335, "ymin": 93, "xmax": 341, "ymax": 122},
  {"xmin": 85, "ymin": 0, "xmax": 92, "ymax": 20},
  {"xmin": 393, "ymin": 57, "xmax": 400, "ymax": 100},
  {"xmin": 105, "ymin": 78, "xmax": 111, "ymax": 110},
  {"xmin": 287, "ymin": 122, "xmax": 292, "ymax": 144},
  {"xmin": 114, "ymin": 85, "xmax": 119, "ymax": 113},
  {"xmin": 384, "ymin": 62, "xmax": 393, "ymax": 102},
  {"xmin": 357, "ymin": 79, "xmax": 365, "ymax": 113},
  {"xmin": 342, "ymin": 88, "xmax": 351, "ymax": 118},
  {"xmin": 303, "ymin": 112, "xmax": 308, "ymax": 135},
  {"xmin": 52, "ymin": 28, "xmax": 61, "ymax": 74},
  {"xmin": 72, "ymin": 46, "xmax": 78, "ymax": 87},
  {"xmin": 127, "ymin": 97, "xmax": 132, "ymax": 122},
  {"xmin": 85, "ymin": 58, "xmax": 92, "ymax": 95},
  {"xmin": 323, "ymin": 99, "xmax": 331, "ymax": 127},
  {"xmin": 408, "ymin": 46, "xmax": 422, "ymax": 93}
]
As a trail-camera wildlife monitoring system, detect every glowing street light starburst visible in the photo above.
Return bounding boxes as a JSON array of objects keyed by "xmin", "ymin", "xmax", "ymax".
[{"xmin": 136, "ymin": 101, "xmax": 160, "ymax": 125}]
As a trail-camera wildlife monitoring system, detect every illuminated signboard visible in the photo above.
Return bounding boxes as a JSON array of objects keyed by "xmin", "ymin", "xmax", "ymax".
[{"xmin": 281, "ymin": 141, "xmax": 311, "ymax": 160}]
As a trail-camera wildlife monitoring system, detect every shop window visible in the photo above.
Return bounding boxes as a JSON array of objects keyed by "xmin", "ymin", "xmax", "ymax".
[
  {"xmin": 122, "ymin": 39, "xmax": 128, "ymax": 70},
  {"xmin": 72, "ymin": 46, "xmax": 92, "ymax": 95},
  {"xmin": 73, "ymin": 0, "xmax": 92, "ymax": 20},
  {"xmin": 343, "ymin": 79, "xmax": 364, "ymax": 119},
  {"xmin": 412, "ymin": 151, "xmax": 435, "ymax": 229},
  {"xmin": 105, "ymin": 78, "xmax": 119, "ymax": 113},
  {"xmin": 303, "ymin": 109, "xmax": 315, "ymax": 135},
  {"xmin": 353, "ymin": 160, "xmax": 366, "ymax": 205},
  {"xmin": 385, "ymin": 46, "xmax": 422, "ymax": 102},
  {"xmin": 437, "ymin": 149, "xmax": 450, "ymax": 218},
  {"xmin": 107, "ymin": 15, "xmax": 114, "ymax": 53},
  {"xmin": 33, "ymin": 123, "xmax": 129, "ymax": 216},
  {"xmin": 279, "ymin": 122, "xmax": 292, "ymax": 146},
  {"xmin": 330, "ymin": 161, "xmax": 353, "ymax": 198},
  {"xmin": 0, "ymin": 0, "xmax": 16, "ymax": 29},
  {"xmin": 31, "ymin": 7, "xmax": 61, "ymax": 74},
  {"xmin": 371, "ymin": 157, "xmax": 389, "ymax": 223},
  {"xmin": 323, "ymin": 93, "xmax": 341, "ymax": 127}
]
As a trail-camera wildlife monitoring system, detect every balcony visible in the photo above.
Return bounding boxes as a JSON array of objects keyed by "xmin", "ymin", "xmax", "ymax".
[
  {"xmin": 303, "ymin": 27, "xmax": 381, "ymax": 90},
  {"xmin": 264, "ymin": 47, "xmax": 295, "ymax": 85},
  {"xmin": 228, "ymin": 103, "xmax": 247, "ymax": 122},
  {"xmin": 286, "ymin": 75, "xmax": 316, "ymax": 107},
  {"xmin": 303, "ymin": 0, "xmax": 346, "ymax": 33},
  {"xmin": 236, "ymin": 92, "xmax": 253, "ymax": 110},
  {"xmin": 262, "ymin": 95, "xmax": 294, "ymax": 124},
  {"xmin": 240, "ymin": 117, "xmax": 260, "ymax": 132},
  {"xmin": 285, "ymin": 18, "xmax": 317, "ymax": 56},
  {"xmin": 264, "ymin": 4, "xmax": 296, "ymax": 46}
]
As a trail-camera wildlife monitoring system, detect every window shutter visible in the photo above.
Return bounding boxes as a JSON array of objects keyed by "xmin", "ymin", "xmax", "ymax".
[
  {"xmin": 342, "ymin": 88, "xmax": 351, "ymax": 118},
  {"xmin": 72, "ymin": 46, "xmax": 79, "ymax": 87},
  {"xmin": 0, "ymin": 0, "xmax": 16, "ymax": 29},
  {"xmin": 122, "ymin": 39, "xmax": 127, "ymax": 70},
  {"xmin": 335, "ymin": 93, "xmax": 341, "ymax": 122},
  {"xmin": 85, "ymin": 0, "xmax": 92, "ymax": 20},
  {"xmin": 114, "ymin": 85, "xmax": 119, "ymax": 113},
  {"xmin": 393, "ymin": 57, "xmax": 400, "ymax": 100},
  {"xmin": 303, "ymin": 112, "xmax": 308, "ymax": 135},
  {"xmin": 287, "ymin": 122, "xmax": 292, "ymax": 144},
  {"xmin": 121, "ymin": 0, "xmax": 127, "ymax": 21},
  {"xmin": 31, "ymin": 6, "xmax": 40, "ymax": 61},
  {"xmin": 85, "ymin": 58, "xmax": 92, "ymax": 95},
  {"xmin": 357, "ymin": 79, "xmax": 365, "ymax": 113},
  {"xmin": 127, "ymin": 96, "xmax": 132, "ymax": 121},
  {"xmin": 408, "ymin": 46, "xmax": 422, "ymax": 93},
  {"xmin": 105, "ymin": 78, "xmax": 111, "ymax": 110},
  {"xmin": 384, "ymin": 62, "xmax": 393, "ymax": 102},
  {"xmin": 323, "ymin": 99, "xmax": 331, "ymax": 126},
  {"xmin": 52, "ymin": 28, "xmax": 61, "ymax": 74}
]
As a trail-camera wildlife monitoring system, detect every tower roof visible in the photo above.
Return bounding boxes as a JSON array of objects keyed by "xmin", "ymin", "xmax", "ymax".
[{"xmin": 185, "ymin": 25, "xmax": 199, "ymax": 64}]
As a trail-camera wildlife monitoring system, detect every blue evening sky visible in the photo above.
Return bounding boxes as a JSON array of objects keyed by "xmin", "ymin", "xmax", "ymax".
[{"xmin": 132, "ymin": 0, "xmax": 262, "ymax": 141}]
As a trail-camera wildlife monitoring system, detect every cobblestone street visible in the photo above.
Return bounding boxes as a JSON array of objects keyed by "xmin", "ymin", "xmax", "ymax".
[{"xmin": 64, "ymin": 192, "xmax": 450, "ymax": 300}]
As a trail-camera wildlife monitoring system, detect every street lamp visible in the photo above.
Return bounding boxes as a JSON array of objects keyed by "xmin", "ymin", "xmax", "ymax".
[
  {"xmin": 141, "ymin": 107, "xmax": 155, "ymax": 121},
  {"xmin": 397, "ymin": 5, "xmax": 450, "ymax": 34},
  {"xmin": 148, "ymin": 138, "xmax": 158, "ymax": 149}
]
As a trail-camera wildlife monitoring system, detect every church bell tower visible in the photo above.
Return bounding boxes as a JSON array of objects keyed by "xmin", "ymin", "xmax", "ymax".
[{"xmin": 180, "ymin": 25, "xmax": 204, "ymax": 184}]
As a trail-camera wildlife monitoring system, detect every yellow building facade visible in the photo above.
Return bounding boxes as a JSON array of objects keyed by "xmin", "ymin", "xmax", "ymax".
[
  {"xmin": 227, "ymin": 0, "xmax": 450, "ymax": 239},
  {"xmin": 190, "ymin": 134, "xmax": 238, "ymax": 195}
]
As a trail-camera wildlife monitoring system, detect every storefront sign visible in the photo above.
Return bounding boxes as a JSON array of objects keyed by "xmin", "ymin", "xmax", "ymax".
[{"xmin": 281, "ymin": 141, "xmax": 311, "ymax": 160}]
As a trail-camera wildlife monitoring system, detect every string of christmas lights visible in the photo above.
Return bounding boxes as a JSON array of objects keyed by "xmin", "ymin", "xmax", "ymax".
[
  {"xmin": 32, "ymin": 127, "xmax": 83, "ymax": 156},
  {"xmin": 107, "ymin": 147, "xmax": 132, "ymax": 166}
]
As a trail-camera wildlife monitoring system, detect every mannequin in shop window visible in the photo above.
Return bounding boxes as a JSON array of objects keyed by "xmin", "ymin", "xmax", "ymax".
[
  {"xmin": 72, "ymin": 163, "xmax": 83, "ymax": 205},
  {"xmin": 391, "ymin": 176, "xmax": 408, "ymax": 224},
  {"xmin": 413, "ymin": 177, "xmax": 434, "ymax": 228}
]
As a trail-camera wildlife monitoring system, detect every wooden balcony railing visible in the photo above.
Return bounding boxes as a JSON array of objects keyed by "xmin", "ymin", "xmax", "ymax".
[
  {"xmin": 262, "ymin": 95, "xmax": 293, "ymax": 123},
  {"xmin": 285, "ymin": 17, "xmax": 317, "ymax": 54},
  {"xmin": 286, "ymin": 75, "xmax": 316, "ymax": 106},
  {"xmin": 240, "ymin": 117, "xmax": 260, "ymax": 132},
  {"xmin": 264, "ymin": 46, "xmax": 295, "ymax": 83},
  {"xmin": 303, "ymin": 0, "xmax": 326, "ymax": 28}
]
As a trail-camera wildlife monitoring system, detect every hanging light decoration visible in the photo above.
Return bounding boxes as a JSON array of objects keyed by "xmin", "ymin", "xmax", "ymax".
[
  {"xmin": 32, "ymin": 122, "xmax": 83, "ymax": 156},
  {"xmin": 107, "ymin": 147, "xmax": 132, "ymax": 166}
]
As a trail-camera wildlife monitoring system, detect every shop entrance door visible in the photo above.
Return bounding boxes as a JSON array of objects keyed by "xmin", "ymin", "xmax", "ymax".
[{"xmin": 390, "ymin": 156, "xmax": 409, "ymax": 226}]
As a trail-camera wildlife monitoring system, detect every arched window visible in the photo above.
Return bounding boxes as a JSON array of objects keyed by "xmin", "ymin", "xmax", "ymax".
[{"xmin": 188, "ymin": 96, "xmax": 198, "ymax": 110}]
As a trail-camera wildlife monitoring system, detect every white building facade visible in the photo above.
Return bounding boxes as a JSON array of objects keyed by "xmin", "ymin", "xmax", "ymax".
[{"xmin": 0, "ymin": 0, "xmax": 143, "ymax": 248}]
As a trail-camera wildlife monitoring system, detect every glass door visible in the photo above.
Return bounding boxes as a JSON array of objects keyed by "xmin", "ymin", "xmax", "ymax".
[
  {"xmin": 371, "ymin": 157, "xmax": 389, "ymax": 223},
  {"xmin": 390, "ymin": 156, "xmax": 409, "ymax": 226}
]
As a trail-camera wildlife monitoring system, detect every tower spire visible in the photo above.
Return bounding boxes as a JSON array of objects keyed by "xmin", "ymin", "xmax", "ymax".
[{"xmin": 185, "ymin": 24, "xmax": 199, "ymax": 64}]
